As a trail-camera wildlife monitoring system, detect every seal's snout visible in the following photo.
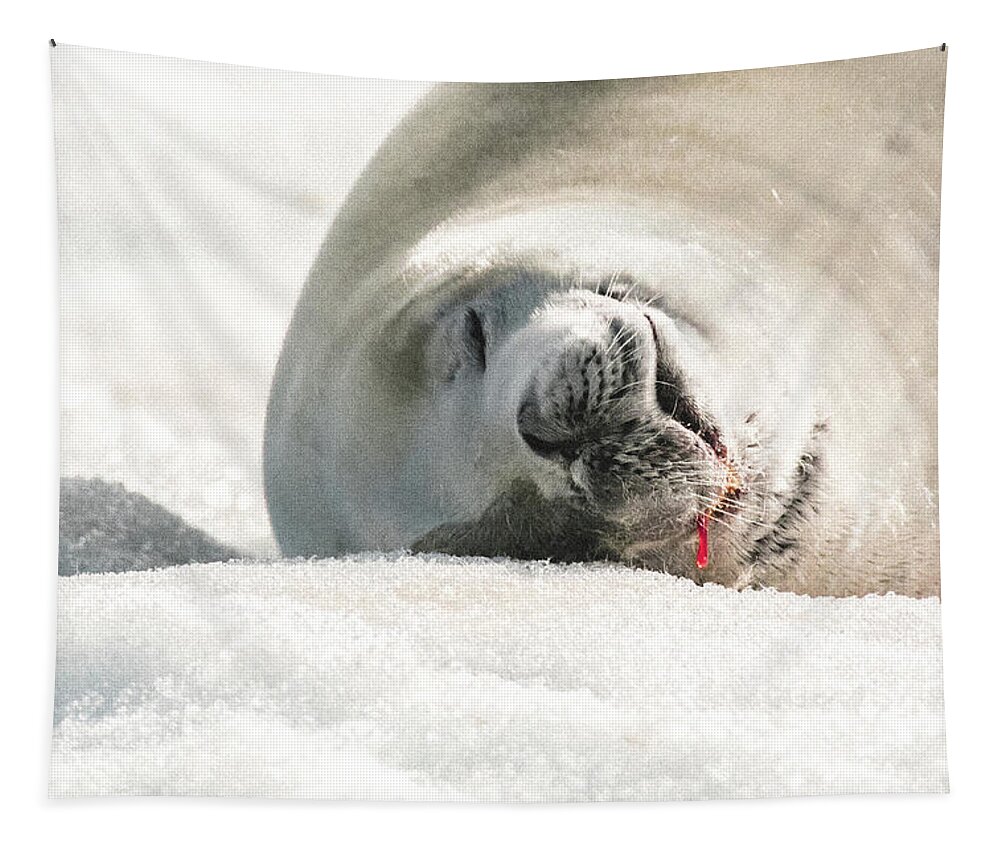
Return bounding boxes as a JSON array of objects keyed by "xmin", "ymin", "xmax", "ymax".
[
  {"xmin": 515, "ymin": 301, "xmax": 657, "ymax": 462},
  {"xmin": 513, "ymin": 292, "xmax": 727, "ymax": 492}
]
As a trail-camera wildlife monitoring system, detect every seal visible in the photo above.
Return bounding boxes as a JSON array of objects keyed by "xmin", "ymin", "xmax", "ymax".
[{"xmin": 264, "ymin": 48, "xmax": 945, "ymax": 597}]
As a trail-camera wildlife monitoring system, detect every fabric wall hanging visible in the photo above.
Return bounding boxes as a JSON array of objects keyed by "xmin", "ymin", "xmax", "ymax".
[{"xmin": 51, "ymin": 43, "xmax": 948, "ymax": 800}]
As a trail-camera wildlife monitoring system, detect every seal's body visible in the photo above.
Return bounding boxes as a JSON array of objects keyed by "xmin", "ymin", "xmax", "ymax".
[{"xmin": 264, "ymin": 49, "xmax": 945, "ymax": 597}]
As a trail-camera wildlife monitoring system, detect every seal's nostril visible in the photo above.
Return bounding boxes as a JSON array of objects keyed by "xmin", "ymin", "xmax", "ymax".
[
  {"xmin": 520, "ymin": 427, "xmax": 581, "ymax": 461},
  {"xmin": 517, "ymin": 399, "xmax": 581, "ymax": 460},
  {"xmin": 522, "ymin": 429, "xmax": 563, "ymax": 457}
]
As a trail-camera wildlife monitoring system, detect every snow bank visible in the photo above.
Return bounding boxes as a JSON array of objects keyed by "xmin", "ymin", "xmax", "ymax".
[{"xmin": 51, "ymin": 554, "xmax": 948, "ymax": 800}]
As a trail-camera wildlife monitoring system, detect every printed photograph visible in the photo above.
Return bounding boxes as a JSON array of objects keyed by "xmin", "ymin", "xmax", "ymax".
[{"xmin": 51, "ymin": 43, "xmax": 948, "ymax": 800}]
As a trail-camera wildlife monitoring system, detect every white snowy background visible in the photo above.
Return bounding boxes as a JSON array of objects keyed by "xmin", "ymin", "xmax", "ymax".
[
  {"xmin": 54, "ymin": 46, "xmax": 431, "ymax": 556},
  {"xmin": 50, "ymin": 44, "xmax": 949, "ymax": 800}
]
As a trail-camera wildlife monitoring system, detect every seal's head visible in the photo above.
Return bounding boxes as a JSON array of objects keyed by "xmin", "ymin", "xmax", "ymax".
[{"xmin": 397, "ymin": 261, "xmax": 758, "ymax": 585}]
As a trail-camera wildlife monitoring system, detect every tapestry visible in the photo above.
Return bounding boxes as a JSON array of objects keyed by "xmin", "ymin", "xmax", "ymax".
[{"xmin": 51, "ymin": 43, "xmax": 949, "ymax": 800}]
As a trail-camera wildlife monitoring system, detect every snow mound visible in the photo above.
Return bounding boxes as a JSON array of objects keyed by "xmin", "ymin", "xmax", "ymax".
[{"xmin": 51, "ymin": 554, "xmax": 948, "ymax": 800}]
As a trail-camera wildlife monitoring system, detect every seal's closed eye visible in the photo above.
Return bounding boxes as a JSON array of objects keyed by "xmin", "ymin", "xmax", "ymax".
[
  {"xmin": 425, "ymin": 302, "xmax": 491, "ymax": 383},
  {"xmin": 464, "ymin": 307, "xmax": 487, "ymax": 372}
]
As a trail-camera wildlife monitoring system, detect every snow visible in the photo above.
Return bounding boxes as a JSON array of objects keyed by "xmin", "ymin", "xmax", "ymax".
[
  {"xmin": 50, "ymin": 45, "xmax": 948, "ymax": 801},
  {"xmin": 51, "ymin": 554, "xmax": 948, "ymax": 800}
]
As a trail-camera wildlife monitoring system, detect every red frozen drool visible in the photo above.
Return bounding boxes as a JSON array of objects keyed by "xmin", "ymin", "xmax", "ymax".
[{"xmin": 696, "ymin": 512, "xmax": 710, "ymax": 569}]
